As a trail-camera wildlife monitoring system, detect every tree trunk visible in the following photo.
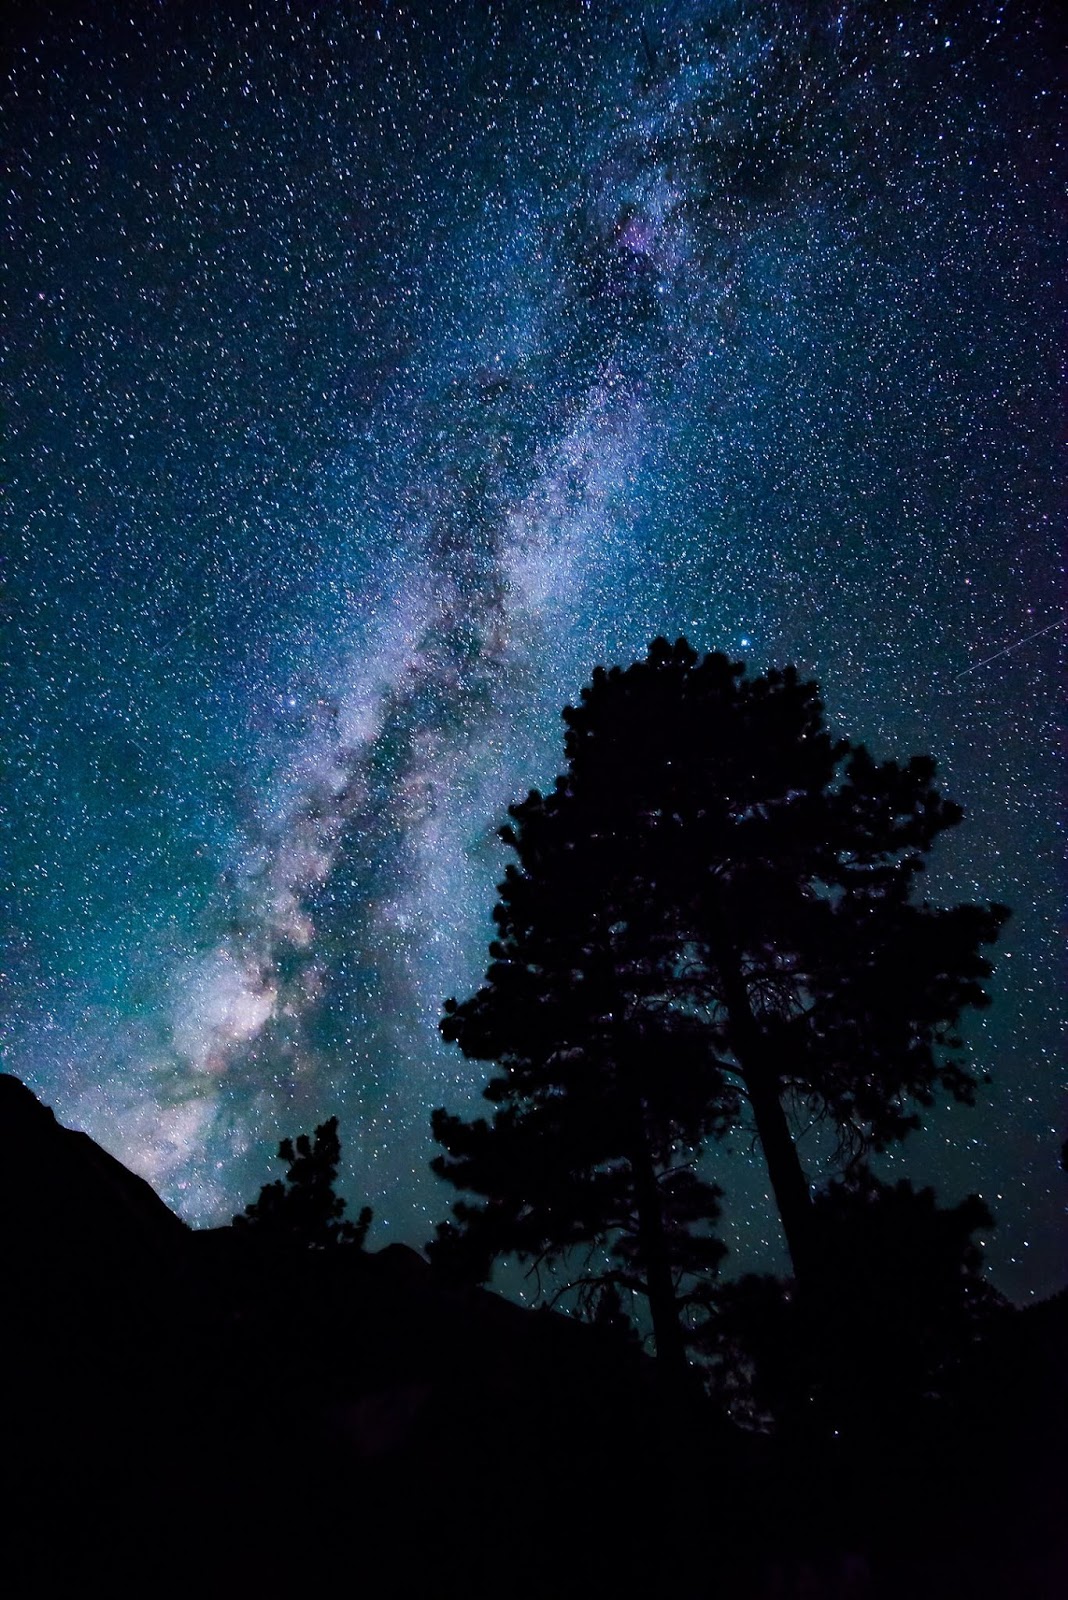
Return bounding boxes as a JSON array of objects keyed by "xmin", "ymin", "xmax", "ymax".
[
  {"xmin": 744, "ymin": 1069, "xmax": 815, "ymax": 1284},
  {"xmin": 628, "ymin": 1108, "xmax": 688, "ymax": 1381},
  {"xmin": 713, "ymin": 942, "xmax": 816, "ymax": 1284}
]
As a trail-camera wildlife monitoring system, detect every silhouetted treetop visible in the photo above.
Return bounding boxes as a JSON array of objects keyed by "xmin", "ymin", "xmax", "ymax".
[{"xmin": 234, "ymin": 1117, "xmax": 372, "ymax": 1249}]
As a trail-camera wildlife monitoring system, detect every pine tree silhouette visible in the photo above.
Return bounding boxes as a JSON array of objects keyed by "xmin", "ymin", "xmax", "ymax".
[
  {"xmin": 430, "ymin": 638, "xmax": 1006, "ymax": 1365},
  {"xmin": 234, "ymin": 1117, "xmax": 372, "ymax": 1249}
]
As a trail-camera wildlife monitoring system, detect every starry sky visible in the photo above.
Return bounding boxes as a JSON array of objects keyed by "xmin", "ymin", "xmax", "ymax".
[{"xmin": 3, "ymin": 1, "xmax": 1063, "ymax": 1301}]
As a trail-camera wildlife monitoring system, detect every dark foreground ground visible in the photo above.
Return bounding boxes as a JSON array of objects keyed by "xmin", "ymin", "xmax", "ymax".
[{"xmin": 3, "ymin": 1075, "xmax": 1064, "ymax": 1597}]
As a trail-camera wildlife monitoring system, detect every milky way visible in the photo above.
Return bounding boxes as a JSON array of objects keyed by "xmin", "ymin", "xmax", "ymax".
[{"xmin": 4, "ymin": 2, "xmax": 1063, "ymax": 1299}]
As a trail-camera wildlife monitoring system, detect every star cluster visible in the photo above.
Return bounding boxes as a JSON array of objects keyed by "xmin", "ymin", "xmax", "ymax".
[{"xmin": 3, "ymin": 1, "xmax": 1062, "ymax": 1298}]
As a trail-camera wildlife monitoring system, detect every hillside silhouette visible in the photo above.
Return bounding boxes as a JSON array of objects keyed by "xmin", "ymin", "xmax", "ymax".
[{"xmin": 3, "ymin": 1074, "xmax": 1065, "ymax": 1596}]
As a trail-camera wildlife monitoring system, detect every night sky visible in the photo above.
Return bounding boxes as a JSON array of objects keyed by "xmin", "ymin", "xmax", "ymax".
[{"xmin": 4, "ymin": 1, "xmax": 1063, "ymax": 1302}]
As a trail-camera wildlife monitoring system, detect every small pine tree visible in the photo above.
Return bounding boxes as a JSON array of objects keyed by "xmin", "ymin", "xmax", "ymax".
[{"xmin": 234, "ymin": 1117, "xmax": 372, "ymax": 1249}]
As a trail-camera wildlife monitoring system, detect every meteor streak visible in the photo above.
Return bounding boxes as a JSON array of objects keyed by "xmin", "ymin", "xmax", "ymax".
[{"xmin": 952, "ymin": 616, "xmax": 1066, "ymax": 683}]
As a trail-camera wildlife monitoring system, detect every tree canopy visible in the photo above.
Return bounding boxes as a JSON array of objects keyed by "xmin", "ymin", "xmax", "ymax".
[{"xmin": 430, "ymin": 638, "xmax": 1007, "ymax": 1368}]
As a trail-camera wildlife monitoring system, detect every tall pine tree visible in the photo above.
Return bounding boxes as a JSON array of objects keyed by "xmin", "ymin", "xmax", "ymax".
[{"xmin": 431, "ymin": 639, "xmax": 1006, "ymax": 1362}]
